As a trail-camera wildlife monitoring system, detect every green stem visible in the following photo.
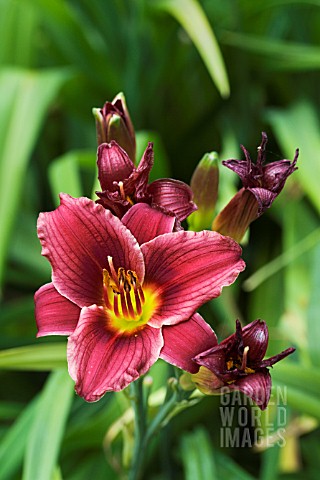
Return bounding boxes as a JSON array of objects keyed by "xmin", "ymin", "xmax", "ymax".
[
  {"xmin": 145, "ymin": 391, "xmax": 178, "ymax": 443},
  {"xmin": 128, "ymin": 380, "xmax": 179, "ymax": 480},
  {"xmin": 128, "ymin": 378, "xmax": 146, "ymax": 480}
]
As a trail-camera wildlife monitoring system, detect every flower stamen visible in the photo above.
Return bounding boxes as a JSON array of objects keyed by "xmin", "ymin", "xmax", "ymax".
[
  {"xmin": 125, "ymin": 290, "xmax": 136, "ymax": 318},
  {"xmin": 103, "ymin": 269, "xmax": 112, "ymax": 309},
  {"xmin": 241, "ymin": 346, "xmax": 249, "ymax": 371},
  {"xmin": 113, "ymin": 292, "xmax": 120, "ymax": 318},
  {"xmin": 118, "ymin": 181, "xmax": 126, "ymax": 200},
  {"xmin": 103, "ymin": 262, "xmax": 145, "ymax": 321},
  {"xmin": 108, "ymin": 256, "xmax": 118, "ymax": 283}
]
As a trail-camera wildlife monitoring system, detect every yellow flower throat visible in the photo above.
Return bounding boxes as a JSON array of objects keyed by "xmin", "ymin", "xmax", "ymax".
[{"xmin": 103, "ymin": 256, "xmax": 158, "ymax": 333}]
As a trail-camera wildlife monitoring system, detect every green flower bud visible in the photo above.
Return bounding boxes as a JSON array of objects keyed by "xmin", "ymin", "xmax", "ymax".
[{"xmin": 188, "ymin": 152, "xmax": 219, "ymax": 231}]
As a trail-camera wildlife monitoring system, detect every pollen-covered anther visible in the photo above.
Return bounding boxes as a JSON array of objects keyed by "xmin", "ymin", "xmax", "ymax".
[
  {"xmin": 226, "ymin": 359, "xmax": 234, "ymax": 371},
  {"xmin": 241, "ymin": 346, "xmax": 249, "ymax": 371},
  {"xmin": 103, "ymin": 260, "xmax": 145, "ymax": 321},
  {"xmin": 116, "ymin": 180, "xmax": 134, "ymax": 205},
  {"xmin": 118, "ymin": 181, "xmax": 126, "ymax": 200}
]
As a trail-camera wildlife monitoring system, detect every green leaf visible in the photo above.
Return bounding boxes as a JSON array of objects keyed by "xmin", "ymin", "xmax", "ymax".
[
  {"xmin": 0, "ymin": 396, "xmax": 40, "ymax": 480},
  {"xmin": 0, "ymin": 401, "xmax": 23, "ymax": 421},
  {"xmin": 52, "ymin": 467, "xmax": 63, "ymax": 480},
  {"xmin": 8, "ymin": 211, "xmax": 51, "ymax": 284},
  {"xmin": 151, "ymin": 0, "xmax": 229, "ymax": 97},
  {"xmin": 49, "ymin": 149, "xmax": 97, "ymax": 205},
  {"xmin": 0, "ymin": 343, "xmax": 67, "ymax": 370},
  {"xmin": 266, "ymin": 100, "xmax": 320, "ymax": 213},
  {"xmin": 243, "ymin": 227, "xmax": 320, "ymax": 292},
  {"xmin": 307, "ymin": 243, "xmax": 320, "ymax": 366},
  {"xmin": 181, "ymin": 429, "xmax": 255, "ymax": 480},
  {"xmin": 259, "ymin": 446, "xmax": 281, "ymax": 480},
  {"xmin": 23, "ymin": 370, "xmax": 74, "ymax": 480},
  {"xmin": 31, "ymin": 0, "xmax": 118, "ymax": 90},
  {"xmin": 215, "ymin": 452, "xmax": 255, "ymax": 480},
  {"xmin": 273, "ymin": 381, "xmax": 320, "ymax": 421},
  {"xmin": 0, "ymin": 0, "xmax": 37, "ymax": 67},
  {"xmin": 277, "ymin": 198, "xmax": 319, "ymax": 356},
  {"xmin": 271, "ymin": 360, "xmax": 320, "ymax": 420},
  {"xmin": 272, "ymin": 363, "xmax": 320, "ymax": 400},
  {"xmin": 221, "ymin": 31, "xmax": 320, "ymax": 71},
  {"xmin": 49, "ymin": 151, "xmax": 84, "ymax": 205},
  {"xmin": 180, "ymin": 427, "xmax": 217, "ymax": 480},
  {"xmin": 0, "ymin": 67, "xmax": 68, "ymax": 289}
]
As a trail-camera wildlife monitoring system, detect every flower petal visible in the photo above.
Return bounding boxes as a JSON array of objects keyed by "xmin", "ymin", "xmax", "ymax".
[
  {"xmin": 122, "ymin": 203, "xmax": 175, "ymax": 245},
  {"xmin": 96, "ymin": 190, "xmax": 129, "ymax": 218},
  {"xmin": 241, "ymin": 319, "xmax": 269, "ymax": 363},
  {"xmin": 247, "ymin": 187, "xmax": 277, "ymax": 215},
  {"xmin": 259, "ymin": 347, "xmax": 295, "ymax": 369},
  {"xmin": 37, "ymin": 194, "xmax": 144, "ymax": 307},
  {"xmin": 191, "ymin": 366, "xmax": 225, "ymax": 394},
  {"xmin": 263, "ymin": 154, "xmax": 298, "ymax": 192},
  {"xmin": 222, "ymin": 133, "xmax": 298, "ymax": 207},
  {"xmin": 222, "ymin": 158, "xmax": 251, "ymax": 186},
  {"xmin": 195, "ymin": 320, "xmax": 269, "ymax": 377},
  {"xmin": 97, "ymin": 141, "xmax": 134, "ymax": 191},
  {"xmin": 67, "ymin": 305, "xmax": 163, "ymax": 401},
  {"xmin": 212, "ymin": 188, "xmax": 259, "ymax": 242},
  {"xmin": 148, "ymin": 178, "xmax": 197, "ymax": 221},
  {"xmin": 124, "ymin": 142, "xmax": 154, "ymax": 199},
  {"xmin": 193, "ymin": 342, "xmax": 230, "ymax": 378},
  {"xmin": 34, "ymin": 282, "xmax": 80, "ymax": 337},
  {"xmin": 228, "ymin": 370, "xmax": 272, "ymax": 410},
  {"xmin": 142, "ymin": 230, "xmax": 245, "ymax": 327},
  {"xmin": 160, "ymin": 313, "xmax": 218, "ymax": 373}
]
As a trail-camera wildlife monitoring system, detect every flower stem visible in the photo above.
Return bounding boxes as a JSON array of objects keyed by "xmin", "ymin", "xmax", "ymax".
[
  {"xmin": 129, "ymin": 377, "xmax": 146, "ymax": 480},
  {"xmin": 145, "ymin": 391, "xmax": 178, "ymax": 443},
  {"xmin": 128, "ymin": 379, "xmax": 179, "ymax": 480}
]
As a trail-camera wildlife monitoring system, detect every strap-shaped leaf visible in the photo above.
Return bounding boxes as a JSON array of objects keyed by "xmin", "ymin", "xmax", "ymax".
[
  {"xmin": 0, "ymin": 343, "xmax": 67, "ymax": 370},
  {"xmin": 23, "ymin": 370, "xmax": 74, "ymax": 480},
  {"xmin": 0, "ymin": 68, "xmax": 68, "ymax": 288},
  {"xmin": 151, "ymin": 0, "xmax": 229, "ymax": 97}
]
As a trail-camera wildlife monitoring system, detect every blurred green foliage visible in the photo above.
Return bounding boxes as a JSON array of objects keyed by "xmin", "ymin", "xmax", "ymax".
[{"xmin": 0, "ymin": 0, "xmax": 319, "ymax": 478}]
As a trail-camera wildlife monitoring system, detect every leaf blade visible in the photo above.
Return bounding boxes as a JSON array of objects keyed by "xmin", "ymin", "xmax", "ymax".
[
  {"xmin": 23, "ymin": 370, "xmax": 74, "ymax": 480},
  {"xmin": 152, "ymin": 0, "xmax": 229, "ymax": 97}
]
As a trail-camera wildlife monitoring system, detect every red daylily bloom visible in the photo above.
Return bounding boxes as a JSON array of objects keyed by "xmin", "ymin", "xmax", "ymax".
[
  {"xmin": 34, "ymin": 195, "xmax": 245, "ymax": 402},
  {"xmin": 96, "ymin": 140, "xmax": 196, "ymax": 220},
  {"xmin": 223, "ymin": 132, "xmax": 298, "ymax": 215},
  {"xmin": 212, "ymin": 133, "xmax": 298, "ymax": 242},
  {"xmin": 192, "ymin": 319, "xmax": 295, "ymax": 410}
]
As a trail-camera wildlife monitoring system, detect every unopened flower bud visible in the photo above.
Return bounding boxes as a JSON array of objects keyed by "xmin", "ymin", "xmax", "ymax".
[
  {"xmin": 212, "ymin": 188, "xmax": 259, "ymax": 242},
  {"xmin": 93, "ymin": 92, "xmax": 136, "ymax": 162},
  {"xmin": 212, "ymin": 133, "xmax": 298, "ymax": 242},
  {"xmin": 167, "ymin": 377, "xmax": 179, "ymax": 391},
  {"xmin": 179, "ymin": 372, "xmax": 196, "ymax": 391},
  {"xmin": 143, "ymin": 375, "xmax": 153, "ymax": 388},
  {"xmin": 188, "ymin": 151, "xmax": 219, "ymax": 231}
]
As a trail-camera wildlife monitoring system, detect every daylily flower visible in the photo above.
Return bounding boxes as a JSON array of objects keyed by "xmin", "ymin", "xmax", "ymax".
[
  {"xmin": 96, "ymin": 140, "xmax": 196, "ymax": 220},
  {"xmin": 34, "ymin": 195, "xmax": 245, "ymax": 402},
  {"xmin": 191, "ymin": 319, "xmax": 295, "ymax": 410},
  {"xmin": 223, "ymin": 132, "xmax": 299, "ymax": 213},
  {"xmin": 212, "ymin": 132, "xmax": 298, "ymax": 242},
  {"xmin": 93, "ymin": 92, "xmax": 136, "ymax": 162}
]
